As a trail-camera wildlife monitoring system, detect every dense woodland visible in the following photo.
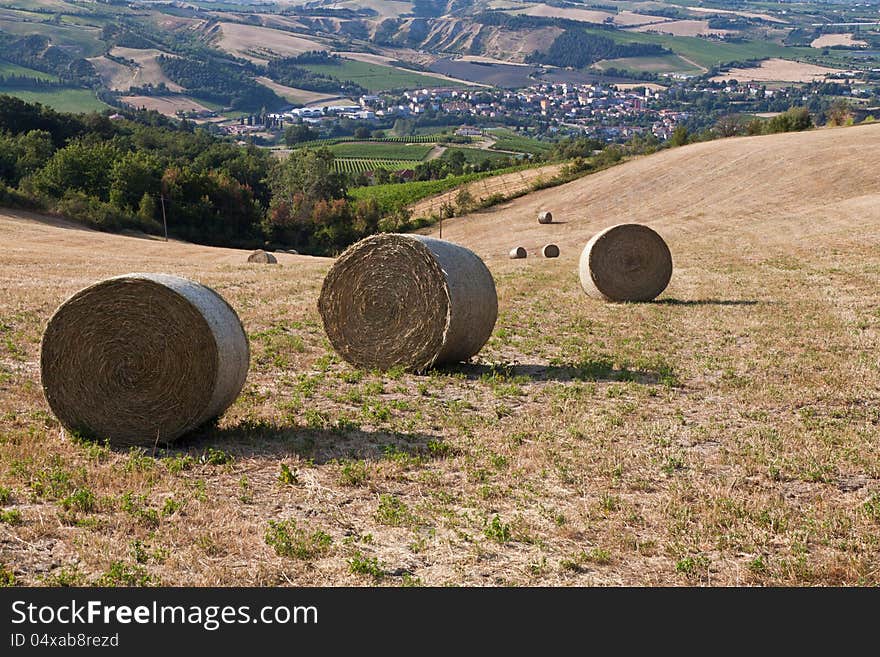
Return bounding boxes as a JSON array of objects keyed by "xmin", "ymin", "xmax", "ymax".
[
  {"xmin": 157, "ymin": 56, "xmax": 283, "ymax": 111},
  {"xmin": 527, "ymin": 30, "xmax": 670, "ymax": 68}
]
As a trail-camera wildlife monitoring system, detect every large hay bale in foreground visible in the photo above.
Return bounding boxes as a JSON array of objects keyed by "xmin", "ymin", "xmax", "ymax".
[
  {"xmin": 579, "ymin": 224, "xmax": 672, "ymax": 302},
  {"xmin": 537, "ymin": 211, "xmax": 553, "ymax": 224},
  {"xmin": 248, "ymin": 250, "xmax": 277, "ymax": 264},
  {"xmin": 40, "ymin": 274, "xmax": 249, "ymax": 447},
  {"xmin": 319, "ymin": 234, "xmax": 497, "ymax": 371},
  {"xmin": 542, "ymin": 244, "xmax": 560, "ymax": 258},
  {"xmin": 509, "ymin": 246, "xmax": 527, "ymax": 259}
]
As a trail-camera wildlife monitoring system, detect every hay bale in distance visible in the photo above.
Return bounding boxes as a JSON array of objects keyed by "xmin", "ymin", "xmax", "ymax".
[
  {"xmin": 542, "ymin": 244, "xmax": 560, "ymax": 258},
  {"xmin": 318, "ymin": 234, "xmax": 498, "ymax": 371},
  {"xmin": 579, "ymin": 224, "xmax": 672, "ymax": 302},
  {"xmin": 509, "ymin": 246, "xmax": 527, "ymax": 259},
  {"xmin": 248, "ymin": 249, "xmax": 277, "ymax": 264},
  {"xmin": 538, "ymin": 211, "xmax": 553, "ymax": 224},
  {"xmin": 40, "ymin": 273, "xmax": 250, "ymax": 447}
]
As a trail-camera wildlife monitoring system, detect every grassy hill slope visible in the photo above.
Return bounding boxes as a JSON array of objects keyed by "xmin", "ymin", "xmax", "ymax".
[{"xmin": 2, "ymin": 124, "xmax": 879, "ymax": 586}]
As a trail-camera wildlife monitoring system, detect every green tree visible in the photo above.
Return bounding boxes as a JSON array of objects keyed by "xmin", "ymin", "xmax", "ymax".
[
  {"xmin": 284, "ymin": 123, "xmax": 317, "ymax": 146},
  {"xmin": 136, "ymin": 192, "xmax": 158, "ymax": 228},
  {"xmin": 15, "ymin": 130, "xmax": 54, "ymax": 180},
  {"xmin": 33, "ymin": 140, "xmax": 120, "ymax": 201},
  {"xmin": 670, "ymin": 125, "xmax": 689, "ymax": 147},
  {"xmin": 109, "ymin": 151, "xmax": 162, "ymax": 212}
]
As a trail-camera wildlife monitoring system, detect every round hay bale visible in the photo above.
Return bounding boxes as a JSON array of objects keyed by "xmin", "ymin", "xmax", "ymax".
[
  {"xmin": 248, "ymin": 249, "xmax": 277, "ymax": 264},
  {"xmin": 542, "ymin": 244, "xmax": 560, "ymax": 258},
  {"xmin": 579, "ymin": 224, "xmax": 672, "ymax": 302},
  {"xmin": 509, "ymin": 246, "xmax": 527, "ymax": 259},
  {"xmin": 318, "ymin": 234, "xmax": 497, "ymax": 371},
  {"xmin": 40, "ymin": 273, "xmax": 250, "ymax": 447},
  {"xmin": 537, "ymin": 211, "xmax": 553, "ymax": 224}
]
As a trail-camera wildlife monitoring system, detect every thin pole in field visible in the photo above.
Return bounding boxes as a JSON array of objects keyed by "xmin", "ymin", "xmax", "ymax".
[{"xmin": 160, "ymin": 194, "xmax": 168, "ymax": 242}]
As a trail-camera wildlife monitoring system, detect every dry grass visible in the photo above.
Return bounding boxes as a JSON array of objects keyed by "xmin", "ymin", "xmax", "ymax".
[
  {"xmin": 688, "ymin": 6, "xmax": 787, "ymax": 24},
  {"xmin": 89, "ymin": 48, "xmax": 184, "ymax": 94},
  {"xmin": 409, "ymin": 164, "xmax": 565, "ymax": 220},
  {"xmin": 507, "ymin": 5, "xmax": 668, "ymax": 27},
  {"xmin": 811, "ymin": 34, "xmax": 868, "ymax": 49},
  {"xmin": 710, "ymin": 58, "xmax": 842, "ymax": 83},
  {"xmin": 2, "ymin": 125, "xmax": 880, "ymax": 587},
  {"xmin": 119, "ymin": 96, "xmax": 215, "ymax": 118},
  {"xmin": 254, "ymin": 77, "xmax": 343, "ymax": 106},
  {"xmin": 213, "ymin": 23, "xmax": 326, "ymax": 65},
  {"xmin": 630, "ymin": 20, "xmax": 733, "ymax": 38}
]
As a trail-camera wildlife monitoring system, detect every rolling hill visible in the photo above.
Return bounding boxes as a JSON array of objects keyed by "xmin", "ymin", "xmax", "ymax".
[{"xmin": 1, "ymin": 124, "xmax": 879, "ymax": 586}]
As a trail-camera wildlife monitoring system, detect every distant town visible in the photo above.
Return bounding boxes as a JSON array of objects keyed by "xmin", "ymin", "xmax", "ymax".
[{"xmin": 213, "ymin": 74, "xmax": 869, "ymax": 146}]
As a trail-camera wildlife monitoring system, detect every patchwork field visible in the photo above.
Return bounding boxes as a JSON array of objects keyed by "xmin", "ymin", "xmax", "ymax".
[
  {"xmin": 2, "ymin": 124, "xmax": 880, "ymax": 587},
  {"xmin": 711, "ymin": 58, "xmax": 843, "ymax": 83}
]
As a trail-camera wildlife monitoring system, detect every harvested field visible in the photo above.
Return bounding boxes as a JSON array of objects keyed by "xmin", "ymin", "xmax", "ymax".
[
  {"xmin": 507, "ymin": 5, "xmax": 669, "ymax": 26},
  {"xmin": 254, "ymin": 77, "xmax": 341, "ymax": 106},
  {"xmin": 630, "ymin": 19, "xmax": 733, "ymax": 38},
  {"xmin": 89, "ymin": 48, "xmax": 183, "ymax": 93},
  {"xmin": 613, "ymin": 82, "xmax": 668, "ymax": 92},
  {"xmin": 3, "ymin": 124, "xmax": 880, "ymax": 586},
  {"xmin": 687, "ymin": 6, "xmax": 787, "ymax": 24},
  {"xmin": 408, "ymin": 163, "xmax": 565, "ymax": 219},
  {"xmin": 213, "ymin": 22, "xmax": 326, "ymax": 65},
  {"xmin": 811, "ymin": 33, "xmax": 868, "ymax": 49},
  {"xmin": 119, "ymin": 95, "xmax": 214, "ymax": 118},
  {"xmin": 456, "ymin": 55, "xmax": 532, "ymax": 67},
  {"xmin": 710, "ymin": 58, "xmax": 842, "ymax": 83}
]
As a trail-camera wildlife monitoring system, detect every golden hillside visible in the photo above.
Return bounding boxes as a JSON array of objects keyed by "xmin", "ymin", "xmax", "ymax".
[{"xmin": 1, "ymin": 124, "xmax": 878, "ymax": 586}]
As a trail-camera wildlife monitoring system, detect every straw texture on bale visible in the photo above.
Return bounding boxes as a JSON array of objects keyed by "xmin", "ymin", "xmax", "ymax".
[
  {"xmin": 248, "ymin": 250, "xmax": 277, "ymax": 263},
  {"xmin": 40, "ymin": 273, "xmax": 249, "ymax": 447},
  {"xmin": 318, "ymin": 234, "xmax": 497, "ymax": 371},
  {"xmin": 579, "ymin": 223, "xmax": 672, "ymax": 302},
  {"xmin": 542, "ymin": 244, "xmax": 560, "ymax": 258},
  {"xmin": 537, "ymin": 211, "xmax": 553, "ymax": 224},
  {"xmin": 509, "ymin": 246, "xmax": 527, "ymax": 259}
]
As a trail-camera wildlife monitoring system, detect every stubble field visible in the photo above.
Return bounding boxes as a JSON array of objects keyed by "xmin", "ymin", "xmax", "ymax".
[{"xmin": 1, "ymin": 124, "xmax": 879, "ymax": 586}]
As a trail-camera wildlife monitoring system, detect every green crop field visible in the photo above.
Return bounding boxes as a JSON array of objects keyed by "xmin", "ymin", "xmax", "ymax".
[
  {"xmin": 0, "ymin": 89, "xmax": 109, "ymax": 113},
  {"xmin": 0, "ymin": 21, "xmax": 105, "ymax": 57},
  {"xmin": 441, "ymin": 147, "xmax": 519, "ymax": 164},
  {"xmin": 348, "ymin": 163, "xmax": 533, "ymax": 212},
  {"xmin": 583, "ymin": 27, "xmax": 817, "ymax": 70},
  {"xmin": 597, "ymin": 54, "xmax": 703, "ymax": 75},
  {"xmin": 488, "ymin": 129, "xmax": 554, "ymax": 156},
  {"xmin": 332, "ymin": 158, "xmax": 418, "ymax": 173},
  {"xmin": 0, "ymin": 61, "xmax": 58, "ymax": 81},
  {"xmin": 292, "ymin": 134, "xmax": 470, "ymax": 150},
  {"xmin": 328, "ymin": 142, "xmax": 434, "ymax": 160},
  {"xmin": 297, "ymin": 58, "xmax": 466, "ymax": 93}
]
